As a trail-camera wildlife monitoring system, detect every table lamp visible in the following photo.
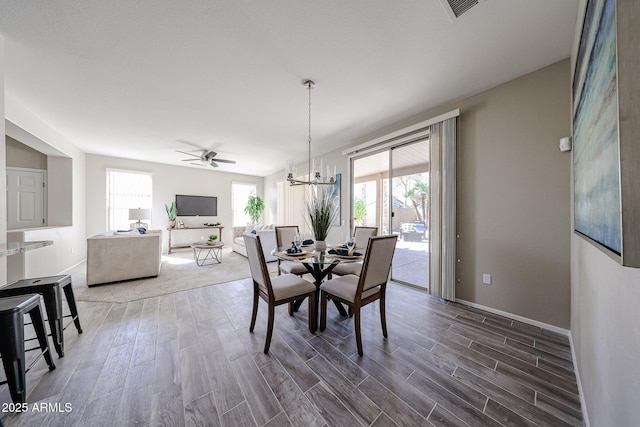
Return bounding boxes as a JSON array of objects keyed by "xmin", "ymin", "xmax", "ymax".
[{"xmin": 129, "ymin": 208, "xmax": 151, "ymax": 230}]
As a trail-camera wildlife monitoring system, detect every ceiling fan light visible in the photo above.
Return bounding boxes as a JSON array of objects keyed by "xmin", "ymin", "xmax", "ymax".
[{"xmin": 176, "ymin": 148, "xmax": 235, "ymax": 168}]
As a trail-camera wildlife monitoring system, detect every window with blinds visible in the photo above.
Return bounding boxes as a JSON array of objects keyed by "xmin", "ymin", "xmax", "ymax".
[{"xmin": 106, "ymin": 169, "xmax": 152, "ymax": 231}]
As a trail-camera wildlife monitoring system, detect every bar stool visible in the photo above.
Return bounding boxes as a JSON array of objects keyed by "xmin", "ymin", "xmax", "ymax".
[
  {"xmin": 0, "ymin": 275, "xmax": 82, "ymax": 358},
  {"xmin": 0, "ymin": 294, "xmax": 56, "ymax": 403}
]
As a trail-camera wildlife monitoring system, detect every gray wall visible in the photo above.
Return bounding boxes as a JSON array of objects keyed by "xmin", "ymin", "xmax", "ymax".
[
  {"xmin": 266, "ymin": 59, "xmax": 572, "ymax": 329},
  {"xmin": 570, "ymin": 0, "xmax": 640, "ymax": 425},
  {"xmin": 414, "ymin": 60, "xmax": 572, "ymax": 329},
  {"xmin": 454, "ymin": 60, "xmax": 572, "ymax": 328},
  {"xmin": 6, "ymin": 135, "xmax": 47, "ymax": 169}
]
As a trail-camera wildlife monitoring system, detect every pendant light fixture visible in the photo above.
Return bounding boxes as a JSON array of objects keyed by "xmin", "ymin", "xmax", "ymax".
[{"xmin": 286, "ymin": 80, "xmax": 336, "ymax": 186}]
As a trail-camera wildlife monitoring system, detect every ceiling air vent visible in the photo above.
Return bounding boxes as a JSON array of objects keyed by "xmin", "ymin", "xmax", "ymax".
[{"xmin": 438, "ymin": 0, "xmax": 479, "ymax": 21}]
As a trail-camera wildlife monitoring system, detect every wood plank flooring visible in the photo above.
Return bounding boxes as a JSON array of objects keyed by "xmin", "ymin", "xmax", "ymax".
[{"xmin": 0, "ymin": 277, "xmax": 583, "ymax": 426}]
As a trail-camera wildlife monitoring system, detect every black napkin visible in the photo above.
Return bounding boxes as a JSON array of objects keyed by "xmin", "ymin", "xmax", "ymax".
[
  {"xmin": 328, "ymin": 249, "xmax": 362, "ymax": 256},
  {"xmin": 302, "ymin": 239, "xmax": 314, "ymax": 245},
  {"xmin": 286, "ymin": 247, "xmax": 302, "ymax": 254}
]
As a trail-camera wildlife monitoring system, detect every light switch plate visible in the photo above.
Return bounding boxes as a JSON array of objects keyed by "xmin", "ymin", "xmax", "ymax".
[
  {"xmin": 559, "ymin": 137, "xmax": 572, "ymax": 152},
  {"xmin": 482, "ymin": 274, "xmax": 492, "ymax": 285}
]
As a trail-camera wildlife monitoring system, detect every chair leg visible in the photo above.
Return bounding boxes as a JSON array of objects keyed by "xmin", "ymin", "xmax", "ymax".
[
  {"xmin": 264, "ymin": 304, "xmax": 275, "ymax": 354},
  {"xmin": 62, "ymin": 282, "xmax": 83, "ymax": 333},
  {"xmin": 354, "ymin": 307, "xmax": 363, "ymax": 357},
  {"xmin": 0, "ymin": 312, "xmax": 27, "ymax": 403},
  {"xmin": 41, "ymin": 288, "xmax": 64, "ymax": 358},
  {"xmin": 249, "ymin": 289, "xmax": 259, "ymax": 333},
  {"xmin": 308, "ymin": 292, "xmax": 316, "ymax": 333},
  {"xmin": 30, "ymin": 304, "xmax": 56, "ymax": 371},
  {"xmin": 348, "ymin": 306, "xmax": 353, "ymax": 318},
  {"xmin": 380, "ymin": 292, "xmax": 388, "ymax": 338},
  {"xmin": 288, "ymin": 302, "xmax": 294, "ymax": 316},
  {"xmin": 319, "ymin": 292, "xmax": 327, "ymax": 331}
]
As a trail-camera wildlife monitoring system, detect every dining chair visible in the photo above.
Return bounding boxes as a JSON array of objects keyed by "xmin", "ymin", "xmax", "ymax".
[
  {"xmin": 275, "ymin": 225, "xmax": 308, "ymax": 277},
  {"xmin": 330, "ymin": 226, "xmax": 379, "ymax": 277},
  {"xmin": 319, "ymin": 234, "xmax": 398, "ymax": 356},
  {"xmin": 244, "ymin": 233, "xmax": 316, "ymax": 353}
]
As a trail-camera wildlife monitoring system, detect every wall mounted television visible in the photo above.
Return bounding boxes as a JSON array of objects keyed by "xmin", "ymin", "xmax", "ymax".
[{"xmin": 175, "ymin": 194, "xmax": 217, "ymax": 216}]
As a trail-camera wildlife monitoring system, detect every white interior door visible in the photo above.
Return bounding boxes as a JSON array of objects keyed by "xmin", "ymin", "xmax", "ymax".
[{"xmin": 7, "ymin": 168, "xmax": 46, "ymax": 230}]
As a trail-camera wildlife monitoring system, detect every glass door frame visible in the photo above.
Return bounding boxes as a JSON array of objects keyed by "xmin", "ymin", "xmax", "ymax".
[
  {"xmin": 348, "ymin": 137, "xmax": 431, "ymax": 291},
  {"xmin": 388, "ymin": 139, "xmax": 430, "ymax": 290}
]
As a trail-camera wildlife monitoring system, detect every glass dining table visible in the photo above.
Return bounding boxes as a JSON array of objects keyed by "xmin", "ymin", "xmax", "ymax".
[{"xmin": 272, "ymin": 245, "xmax": 364, "ymax": 318}]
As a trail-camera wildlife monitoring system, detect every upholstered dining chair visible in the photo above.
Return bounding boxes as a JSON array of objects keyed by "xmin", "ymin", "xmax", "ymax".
[
  {"xmin": 244, "ymin": 234, "xmax": 316, "ymax": 353},
  {"xmin": 275, "ymin": 225, "xmax": 308, "ymax": 277},
  {"xmin": 319, "ymin": 234, "xmax": 398, "ymax": 356},
  {"xmin": 330, "ymin": 226, "xmax": 379, "ymax": 277}
]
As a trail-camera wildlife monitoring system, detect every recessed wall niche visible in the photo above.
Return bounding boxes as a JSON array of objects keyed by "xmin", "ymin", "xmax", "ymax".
[{"xmin": 5, "ymin": 123, "xmax": 73, "ymax": 229}]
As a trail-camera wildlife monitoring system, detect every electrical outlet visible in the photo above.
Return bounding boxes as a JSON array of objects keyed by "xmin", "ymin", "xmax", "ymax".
[{"xmin": 482, "ymin": 274, "xmax": 492, "ymax": 285}]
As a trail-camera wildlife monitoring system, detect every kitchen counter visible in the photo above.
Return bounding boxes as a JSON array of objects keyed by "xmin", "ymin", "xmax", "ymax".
[{"xmin": 0, "ymin": 241, "xmax": 53, "ymax": 257}]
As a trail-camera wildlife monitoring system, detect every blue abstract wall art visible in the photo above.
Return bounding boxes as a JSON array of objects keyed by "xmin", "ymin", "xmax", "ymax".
[{"xmin": 573, "ymin": 0, "xmax": 620, "ymax": 254}]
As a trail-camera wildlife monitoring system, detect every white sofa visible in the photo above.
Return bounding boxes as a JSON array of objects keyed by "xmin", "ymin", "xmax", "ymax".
[
  {"xmin": 86, "ymin": 230, "xmax": 163, "ymax": 286},
  {"xmin": 232, "ymin": 226, "xmax": 277, "ymax": 262}
]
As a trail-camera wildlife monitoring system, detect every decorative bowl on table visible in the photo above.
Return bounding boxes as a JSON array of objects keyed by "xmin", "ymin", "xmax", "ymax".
[{"xmin": 285, "ymin": 250, "xmax": 308, "ymax": 257}]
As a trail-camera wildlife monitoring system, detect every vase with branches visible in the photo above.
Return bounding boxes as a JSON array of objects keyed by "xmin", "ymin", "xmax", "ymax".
[{"xmin": 307, "ymin": 186, "xmax": 339, "ymax": 251}]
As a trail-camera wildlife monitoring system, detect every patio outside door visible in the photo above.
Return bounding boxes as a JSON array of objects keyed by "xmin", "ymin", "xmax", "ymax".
[{"xmin": 389, "ymin": 140, "xmax": 430, "ymax": 289}]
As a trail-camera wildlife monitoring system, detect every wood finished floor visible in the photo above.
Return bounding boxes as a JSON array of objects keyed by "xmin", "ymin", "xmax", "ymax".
[{"xmin": 1, "ymin": 278, "xmax": 583, "ymax": 427}]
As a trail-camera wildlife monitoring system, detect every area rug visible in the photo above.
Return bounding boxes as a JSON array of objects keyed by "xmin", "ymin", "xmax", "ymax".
[{"xmin": 71, "ymin": 248, "xmax": 261, "ymax": 304}]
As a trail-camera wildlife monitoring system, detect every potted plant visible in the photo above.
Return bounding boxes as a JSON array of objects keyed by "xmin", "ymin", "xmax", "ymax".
[
  {"xmin": 207, "ymin": 233, "xmax": 218, "ymax": 245},
  {"xmin": 165, "ymin": 202, "xmax": 177, "ymax": 228},
  {"xmin": 307, "ymin": 186, "xmax": 339, "ymax": 251},
  {"xmin": 244, "ymin": 194, "xmax": 265, "ymax": 225}
]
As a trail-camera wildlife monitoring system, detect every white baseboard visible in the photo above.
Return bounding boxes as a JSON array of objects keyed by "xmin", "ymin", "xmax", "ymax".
[
  {"xmin": 568, "ymin": 331, "xmax": 590, "ymax": 427},
  {"xmin": 454, "ymin": 298, "xmax": 570, "ymax": 336},
  {"xmin": 58, "ymin": 259, "xmax": 86, "ymax": 275}
]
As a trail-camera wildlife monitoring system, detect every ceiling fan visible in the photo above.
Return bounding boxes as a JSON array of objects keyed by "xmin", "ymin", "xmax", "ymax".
[{"xmin": 176, "ymin": 149, "xmax": 236, "ymax": 168}]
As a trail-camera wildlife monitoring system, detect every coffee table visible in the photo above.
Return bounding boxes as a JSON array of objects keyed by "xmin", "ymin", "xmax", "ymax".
[{"xmin": 190, "ymin": 241, "xmax": 224, "ymax": 266}]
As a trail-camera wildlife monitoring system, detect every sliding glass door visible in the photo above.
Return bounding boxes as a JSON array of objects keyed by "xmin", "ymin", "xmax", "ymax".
[
  {"xmin": 351, "ymin": 139, "xmax": 430, "ymax": 290},
  {"xmin": 349, "ymin": 113, "xmax": 457, "ymax": 299},
  {"xmin": 390, "ymin": 141, "xmax": 430, "ymax": 289}
]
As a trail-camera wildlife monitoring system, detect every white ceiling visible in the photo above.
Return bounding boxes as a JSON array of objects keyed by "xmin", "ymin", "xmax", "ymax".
[{"xmin": 0, "ymin": 0, "xmax": 579, "ymax": 177}]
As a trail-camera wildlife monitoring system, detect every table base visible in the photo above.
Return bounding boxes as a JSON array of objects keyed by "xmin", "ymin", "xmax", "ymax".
[
  {"xmin": 292, "ymin": 261, "xmax": 348, "ymax": 317},
  {"xmin": 191, "ymin": 244, "xmax": 223, "ymax": 266}
]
